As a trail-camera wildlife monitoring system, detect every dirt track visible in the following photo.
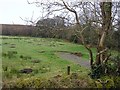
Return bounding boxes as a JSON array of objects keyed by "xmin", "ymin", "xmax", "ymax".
[{"xmin": 57, "ymin": 52, "xmax": 90, "ymax": 68}]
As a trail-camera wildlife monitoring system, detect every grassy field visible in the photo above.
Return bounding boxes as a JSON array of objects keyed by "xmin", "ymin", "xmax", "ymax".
[
  {"xmin": 1, "ymin": 36, "xmax": 95, "ymax": 77},
  {"xmin": 1, "ymin": 36, "xmax": 120, "ymax": 88},
  {"xmin": 4, "ymin": 36, "xmax": 116, "ymax": 88}
]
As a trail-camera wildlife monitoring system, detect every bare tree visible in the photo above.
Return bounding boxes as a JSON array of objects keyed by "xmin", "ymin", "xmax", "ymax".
[
  {"xmin": 20, "ymin": 11, "xmax": 41, "ymax": 26},
  {"xmin": 27, "ymin": 0, "xmax": 118, "ymax": 76}
]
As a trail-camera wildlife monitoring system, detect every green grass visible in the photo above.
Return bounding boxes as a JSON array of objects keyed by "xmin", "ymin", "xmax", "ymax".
[
  {"xmin": 1, "ymin": 36, "xmax": 96, "ymax": 82},
  {"xmin": 1, "ymin": 36, "xmax": 120, "ymax": 88}
]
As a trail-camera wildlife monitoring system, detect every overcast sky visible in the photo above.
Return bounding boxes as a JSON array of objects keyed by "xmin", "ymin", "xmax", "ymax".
[
  {"xmin": 0, "ymin": 0, "xmax": 41, "ymax": 25},
  {"xmin": 0, "ymin": 0, "xmax": 119, "ymax": 25}
]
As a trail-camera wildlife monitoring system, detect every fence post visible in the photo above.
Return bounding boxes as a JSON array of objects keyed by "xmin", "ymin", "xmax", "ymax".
[{"xmin": 67, "ymin": 65, "xmax": 70, "ymax": 75}]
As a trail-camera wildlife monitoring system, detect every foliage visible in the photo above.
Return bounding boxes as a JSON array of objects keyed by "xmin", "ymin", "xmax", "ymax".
[
  {"xmin": 113, "ymin": 76, "xmax": 120, "ymax": 88},
  {"xmin": 90, "ymin": 55, "xmax": 120, "ymax": 79},
  {"xmin": 94, "ymin": 76, "xmax": 114, "ymax": 88},
  {"xmin": 3, "ymin": 73, "xmax": 95, "ymax": 88},
  {"xmin": 90, "ymin": 64, "xmax": 103, "ymax": 79},
  {"xmin": 94, "ymin": 76, "xmax": 120, "ymax": 88},
  {"xmin": 107, "ymin": 55, "xmax": 120, "ymax": 76}
]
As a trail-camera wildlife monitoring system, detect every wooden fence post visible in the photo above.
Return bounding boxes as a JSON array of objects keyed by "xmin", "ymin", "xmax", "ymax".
[{"xmin": 67, "ymin": 65, "xmax": 70, "ymax": 75}]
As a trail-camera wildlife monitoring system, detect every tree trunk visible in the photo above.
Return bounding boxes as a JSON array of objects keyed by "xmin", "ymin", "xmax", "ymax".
[{"xmin": 95, "ymin": 2, "xmax": 112, "ymax": 65}]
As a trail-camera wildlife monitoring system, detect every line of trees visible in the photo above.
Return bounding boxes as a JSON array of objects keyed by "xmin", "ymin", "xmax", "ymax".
[{"xmin": 2, "ymin": 24, "xmax": 35, "ymax": 36}]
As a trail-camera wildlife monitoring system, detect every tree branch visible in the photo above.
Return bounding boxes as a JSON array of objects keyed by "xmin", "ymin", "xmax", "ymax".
[{"xmin": 97, "ymin": 48, "xmax": 108, "ymax": 56}]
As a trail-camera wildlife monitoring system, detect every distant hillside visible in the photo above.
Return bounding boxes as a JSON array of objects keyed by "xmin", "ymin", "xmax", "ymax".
[{"xmin": 0, "ymin": 24, "xmax": 35, "ymax": 36}]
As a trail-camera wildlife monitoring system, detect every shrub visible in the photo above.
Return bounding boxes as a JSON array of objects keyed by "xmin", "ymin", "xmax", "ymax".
[
  {"xmin": 94, "ymin": 76, "xmax": 114, "ymax": 88},
  {"xmin": 2, "ymin": 73, "xmax": 95, "ymax": 88},
  {"xmin": 106, "ymin": 55, "xmax": 120, "ymax": 76},
  {"xmin": 90, "ymin": 55, "xmax": 120, "ymax": 79},
  {"xmin": 90, "ymin": 64, "xmax": 103, "ymax": 79}
]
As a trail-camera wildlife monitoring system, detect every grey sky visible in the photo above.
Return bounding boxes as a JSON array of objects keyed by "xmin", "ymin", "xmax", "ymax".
[
  {"xmin": 0, "ymin": 0, "xmax": 41, "ymax": 25},
  {"xmin": 0, "ymin": 0, "xmax": 119, "ymax": 25}
]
